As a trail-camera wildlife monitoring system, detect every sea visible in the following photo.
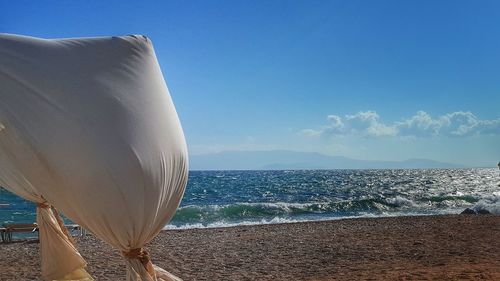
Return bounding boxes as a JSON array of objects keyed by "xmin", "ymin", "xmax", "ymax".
[{"xmin": 1, "ymin": 168, "xmax": 499, "ymax": 231}]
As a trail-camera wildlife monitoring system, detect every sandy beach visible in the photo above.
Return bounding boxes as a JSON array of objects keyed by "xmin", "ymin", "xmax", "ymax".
[{"xmin": 0, "ymin": 214, "xmax": 499, "ymax": 280}]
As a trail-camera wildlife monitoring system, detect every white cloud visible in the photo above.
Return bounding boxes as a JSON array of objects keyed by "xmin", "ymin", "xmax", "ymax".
[
  {"xmin": 304, "ymin": 110, "xmax": 500, "ymax": 138},
  {"xmin": 319, "ymin": 111, "xmax": 397, "ymax": 137}
]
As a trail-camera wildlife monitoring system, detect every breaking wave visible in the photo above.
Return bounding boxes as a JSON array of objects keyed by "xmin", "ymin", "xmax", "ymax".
[
  {"xmin": 168, "ymin": 193, "xmax": 484, "ymax": 228},
  {"xmin": 472, "ymin": 193, "xmax": 500, "ymax": 214}
]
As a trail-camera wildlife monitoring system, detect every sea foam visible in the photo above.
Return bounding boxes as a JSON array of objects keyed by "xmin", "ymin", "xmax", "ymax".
[{"xmin": 473, "ymin": 194, "xmax": 500, "ymax": 214}]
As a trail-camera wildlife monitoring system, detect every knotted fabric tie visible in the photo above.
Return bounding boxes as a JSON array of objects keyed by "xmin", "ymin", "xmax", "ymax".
[
  {"xmin": 37, "ymin": 201, "xmax": 75, "ymax": 244},
  {"xmin": 123, "ymin": 248, "xmax": 156, "ymax": 277},
  {"xmin": 37, "ymin": 202, "xmax": 51, "ymax": 208}
]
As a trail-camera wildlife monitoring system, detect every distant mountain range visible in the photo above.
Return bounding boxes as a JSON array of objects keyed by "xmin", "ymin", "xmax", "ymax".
[{"xmin": 189, "ymin": 150, "xmax": 464, "ymax": 170}]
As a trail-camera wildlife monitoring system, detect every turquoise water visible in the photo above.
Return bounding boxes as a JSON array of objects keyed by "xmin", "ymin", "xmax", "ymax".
[{"xmin": 1, "ymin": 168, "xmax": 499, "ymax": 230}]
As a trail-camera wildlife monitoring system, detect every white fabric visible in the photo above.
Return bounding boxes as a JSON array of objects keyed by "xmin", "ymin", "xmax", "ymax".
[
  {"xmin": 0, "ymin": 111, "xmax": 90, "ymax": 280},
  {"xmin": 0, "ymin": 33, "xmax": 189, "ymax": 280},
  {"xmin": 37, "ymin": 206, "xmax": 93, "ymax": 281}
]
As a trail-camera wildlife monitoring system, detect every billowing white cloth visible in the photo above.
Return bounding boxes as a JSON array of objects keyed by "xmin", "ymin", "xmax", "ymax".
[{"xmin": 0, "ymin": 33, "xmax": 189, "ymax": 280}]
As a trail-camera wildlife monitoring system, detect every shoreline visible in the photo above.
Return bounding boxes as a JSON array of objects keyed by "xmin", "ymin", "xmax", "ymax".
[
  {"xmin": 1, "ymin": 214, "xmax": 499, "ymax": 280},
  {"xmin": 163, "ymin": 211, "xmax": 480, "ymax": 230}
]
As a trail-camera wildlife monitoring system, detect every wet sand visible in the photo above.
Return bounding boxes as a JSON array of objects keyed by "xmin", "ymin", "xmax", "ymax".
[{"xmin": 0, "ymin": 214, "xmax": 499, "ymax": 280}]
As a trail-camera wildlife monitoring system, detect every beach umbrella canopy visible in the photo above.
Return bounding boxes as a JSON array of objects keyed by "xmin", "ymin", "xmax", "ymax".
[{"xmin": 0, "ymin": 33, "xmax": 188, "ymax": 280}]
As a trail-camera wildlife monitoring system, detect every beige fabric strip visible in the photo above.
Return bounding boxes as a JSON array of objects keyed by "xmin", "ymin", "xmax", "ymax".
[
  {"xmin": 123, "ymin": 248, "xmax": 156, "ymax": 278},
  {"xmin": 37, "ymin": 201, "xmax": 75, "ymax": 244},
  {"xmin": 51, "ymin": 207, "xmax": 75, "ymax": 244}
]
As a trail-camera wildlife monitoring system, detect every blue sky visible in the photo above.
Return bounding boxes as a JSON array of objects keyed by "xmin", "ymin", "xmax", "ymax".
[{"xmin": 1, "ymin": 0, "xmax": 499, "ymax": 166}]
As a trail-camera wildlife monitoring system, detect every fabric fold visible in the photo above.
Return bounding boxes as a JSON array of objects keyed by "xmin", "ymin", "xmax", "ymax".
[
  {"xmin": 123, "ymin": 248, "xmax": 182, "ymax": 281},
  {"xmin": 37, "ymin": 205, "xmax": 93, "ymax": 281}
]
